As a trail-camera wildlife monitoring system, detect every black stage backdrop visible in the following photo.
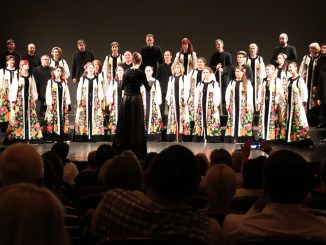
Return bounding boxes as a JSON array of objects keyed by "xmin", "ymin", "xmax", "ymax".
[{"xmin": 1, "ymin": 0, "xmax": 326, "ymax": 107}]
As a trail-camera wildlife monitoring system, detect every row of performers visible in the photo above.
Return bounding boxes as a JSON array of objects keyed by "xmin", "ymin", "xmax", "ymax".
[{"xmin": 0, "ymin": 60, "xmax": 311, "ymax": 145}]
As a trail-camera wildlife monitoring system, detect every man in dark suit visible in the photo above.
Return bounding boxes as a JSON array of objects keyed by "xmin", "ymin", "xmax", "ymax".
[
  {"xmin": 316, "ymin": 43, "xmax": 326, "ymax": 142},
  {"xmin": 271, "ymin": 33, "xmax": 297, "ymax": 67},
  {"xmin": 139, "ymin": 33, "xmax": 163, "ymax": 77}
]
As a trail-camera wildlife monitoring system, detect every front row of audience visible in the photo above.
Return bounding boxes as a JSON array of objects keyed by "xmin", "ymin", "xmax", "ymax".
[{"xmin": 0, "ymin": 142, "xmax": 325, "ymax": 245}]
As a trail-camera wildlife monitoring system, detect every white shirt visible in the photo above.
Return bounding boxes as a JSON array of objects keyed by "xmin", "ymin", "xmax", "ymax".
[{"xmin": 223, "ymin": 203, "xmax": 326, "ymax": 240}]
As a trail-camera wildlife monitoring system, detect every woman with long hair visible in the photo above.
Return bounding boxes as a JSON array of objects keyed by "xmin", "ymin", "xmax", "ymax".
[
  {"xmin": 142, "ymin": 65, "xmax": 163, "ymax": 141},
  {"xmin": 107, "ymin": 65, "xmax": 125, "ymax": 139},
  {"xmin": 74, "ymin": 62, "xmax": 105, "ymax": 142},
  {"xmin": 174, "ymin": 37, "xmax": 197, "ymax": 75},
  {"xmin": 0, "ymin": 183, "xmax": 71, "ymax": 245},
  {"xmin": 225, "ymin": 66, "xmax": 254, "ymax": 143},
  {"xmin": 256, "ymin": 64, "xmax": 284, "ymax": 141},
  {"xmin": 281, "ymin": 62, "xmax": 312, "ymax": 147},
  {"xmin": 0, "ymin": 55, "xmax": 18, "ymax": 132},
  {"xmin": 43, "ymin": 66, "xmax": 71, "ymax": 142},
  {"xmin": 193, "ymin": 66, "xmax": 222, "ymax": 143}
]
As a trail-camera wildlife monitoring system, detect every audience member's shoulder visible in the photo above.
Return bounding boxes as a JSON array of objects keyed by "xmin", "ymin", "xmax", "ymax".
[
  {"xmin": 222, "ymin": 212, "xmax": 248, "ymax": 238},
  {"xmin": 103, "ymin": 188, "xmax": 136, "ymax": 201},
  {"xmin": 205, "ymin": 213, "xmax": 222, "ymax": 245}
]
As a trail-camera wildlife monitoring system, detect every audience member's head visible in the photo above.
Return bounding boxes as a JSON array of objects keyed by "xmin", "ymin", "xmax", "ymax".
[
  {"xmin": 242, "ymin": 157, "xmax": 265, "ymax": 189},
  {"xmin": 98, "ymin": 159, "xmax": 112, "ymax": 185},
  {"xmin": 42, "ymin": 158, "xmax": 56, "ymax": 192},
  {"xmin": 0, "ymin": 183, "xmax": 70, "ymax": 245},
  {"xmin": 51, "ymin": 142, "xmax": 69, "ymax": 164},
  {"xmin": 320, "ymin": 156, "xmax": 326, "ymax": 186},
  {"xmin": 205, "ymin": 164, "xmax": 237, "ymax": 210},
  {"xmin": 41, "ymin": 151, "xmax": 64, "ymax": 193},
  {"xmin": 196, "ymin": 153, "xmax": 209, "ymax": 176},
  {"xmin": 210, "ymin": 148, "xmax": 232, "ymax": 166},
  {"xmin": 121, "ymin": 149, "xmax": 138, "ymax": 159},
  {"xmin": 231, "ymin": 150, "xmax": 243, "ymax": 173},
  {"xmin": 87, "ymin": 150, "xmax": 97, "ymax": 169},
  {"xmin": 147, "ymin": 145, "xmax": 201, "ymax": 203},
  {"xmin": 0, "ymin": 143, "xmax": 43, "ymax": 186},
  {"xmin": 142, "ymin": 151, "xmax": 158, "ymax": 174},
  {"xmin": 101, "ymin": 155, "xmax": 144, "ymax": 191},
  {"xmin": 96, "ymin": 144, "xmax": 116, "ymax": 168},
  {"xmin": 263, "ymin": 150, "xmax": 314, "ymax": 204}
]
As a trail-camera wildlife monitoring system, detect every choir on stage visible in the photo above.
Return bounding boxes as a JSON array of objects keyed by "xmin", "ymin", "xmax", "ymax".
[{"xmin": 1, "ymin": 34, "xmax": 325, "ymax": 146}]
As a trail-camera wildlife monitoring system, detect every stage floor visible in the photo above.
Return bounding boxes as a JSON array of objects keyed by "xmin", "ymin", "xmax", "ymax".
[{"xmin": 30, "ymin": 139, "xmax": 326, "ymax": 164}]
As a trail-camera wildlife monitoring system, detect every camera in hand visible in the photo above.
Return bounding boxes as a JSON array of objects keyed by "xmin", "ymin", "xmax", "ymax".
[{"xmin": 250, "ymin": 141, "xmax": 261, "ymax": 150}]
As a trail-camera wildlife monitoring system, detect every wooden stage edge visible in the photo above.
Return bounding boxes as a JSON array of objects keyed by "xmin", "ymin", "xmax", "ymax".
[{"xmin": 28, "ymin": 139, "xmax": 326, "ymax": 164}]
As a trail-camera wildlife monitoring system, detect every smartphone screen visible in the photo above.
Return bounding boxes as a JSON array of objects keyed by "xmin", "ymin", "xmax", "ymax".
[{"xmin": 250, "ymin": 142, "xmax": 261, "ymax": 150}]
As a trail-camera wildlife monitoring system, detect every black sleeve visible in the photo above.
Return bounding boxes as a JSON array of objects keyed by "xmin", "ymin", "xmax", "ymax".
[
  {"xmin": 139, "ymin": 47, "xmax": 145, "ymax": 71},
  {"xmin": 271, "ymin": 48, "xmax": 278, "ymax": 66},
  {"xmin": 229, "ymin": 66, "xmax": 235, "ymax": 81},
  {"xmin": 157, "ymin": 47, "xmax": 163, "ymax": 65},
  {"xmin": 245, "ymin": 65, "xmax": 253, "ymax": 82},
  {"xmin": 209, "ymin": 53, "xmax": 216, "ymax": 73},
  {"xmin": 14, "ymin": 53, "xmax": 21, "ymax": 70},
  {"xmin": 315, "ymin": 63, "xmax": 321, "ymax": 100},
  {"xmin": 122, "ymin": 73, "xmax": 126, "ymax": 90},
  {"xmin": 0, "ymin": 54, "xmax": 5, "ymax": 69},
  {"xmin": 33, "ymin": 69, "xmax": 40, "ymax": 95},
  {"xmin": 223, "ymin": 53, "xmax": 233, "ymax": 75},
  {"xmin": 72, "ymin": 52, "xmax": 77, "ymax": 79},
  {"xmin": 141, "ymin": 71, "xmax": 151, "ymax": 91},
  {"xmin": 36, "ymin": 56, "xmax": 41, "ymax": 67},
  {"xmin": 156, "ymin": 64, "xmax": 162, "ymax": 80},
  {"xmin": 290, "ymin": 46, "xmax": 297, "ymax": 62}
]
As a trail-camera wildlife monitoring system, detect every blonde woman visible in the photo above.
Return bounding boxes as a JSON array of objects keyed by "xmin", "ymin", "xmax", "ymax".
[
  {"xmin": 49, "ymin": 46, "xmax": 70, "ymax": 79},
  {"xmin": 107, "ymin": 65, "xmax": 124, "ymax": 139},
  {"xmin": 281, "ymin": 62, "xmax": 312, "ymax": 146},
  {"xmin": 142, "ymin": 65, "xmax": 163, "ymax": 141},
  {"xmin": 44, "ymin": 66, "xmax": 71, "ymax": 142},
  {"xmin": 74, "ymin": 62, "xmax": 105, "ymax": 142},
  {"xmin": 299, "ymin": 42, "xmax": 321, "ymax": 112},
  {"xmin": 165, "ymin": 62, "xmax": 191, "ymax": 142},
  {"xmin": 193, "ymin": 67, "xmax": 222, "ymax": 143},
  {"xmin": 93, "ymin": 59, "xmax": 109, "ymax": 128},
  {"xmin": 0, "ymin": 183, "xmax": 71, "ymax": 245},
  {"xmin": 187, "ymin": 57, "xmax": 207, "ymax": 125}
]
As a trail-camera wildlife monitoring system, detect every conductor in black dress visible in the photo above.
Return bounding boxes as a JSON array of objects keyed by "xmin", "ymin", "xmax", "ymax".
[{"xmin": 113, "ymin": 52, "xmax": 150, "ymax": 158}]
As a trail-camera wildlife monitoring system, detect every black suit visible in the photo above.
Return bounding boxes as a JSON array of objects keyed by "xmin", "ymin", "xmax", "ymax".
[
  {"xmin": 139, "ymin": 45, "xmax": 163, "ymax": 77},
  {"xmin": 271, "ymin": 45, "xmax": 297, "ymax": 66},
  {"xmin": 315, "ymin": 55, "xmax": 326, "ymax": 130}
]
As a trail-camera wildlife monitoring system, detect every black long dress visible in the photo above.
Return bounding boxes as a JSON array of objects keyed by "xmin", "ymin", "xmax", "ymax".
[{"xmin": 113, "ymin": 68, "xmax": 150, "ymax": 158}]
